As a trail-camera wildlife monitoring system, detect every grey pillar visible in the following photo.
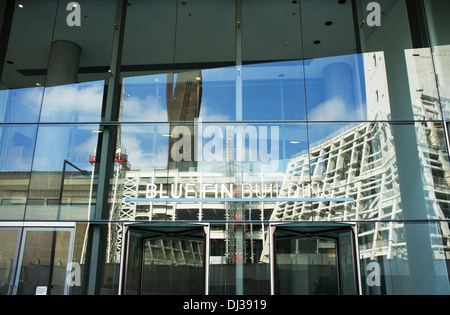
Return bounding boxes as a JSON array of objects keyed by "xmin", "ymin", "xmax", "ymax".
[
  {"xmin": 87, "ymin": 0, "xmax": 127, "ymax": 295},
  {"xmin": 46, "ymin": 40, "xmax": 81, "ymax": 87}
]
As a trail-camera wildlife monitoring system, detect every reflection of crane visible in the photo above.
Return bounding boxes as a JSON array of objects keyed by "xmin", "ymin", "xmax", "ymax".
[
  {"xmin": 85, "ymin": 83, "xmax": 132, "ymax": 264},
  {"xmin": 88, "ymin": 150, "xmax": 130, "ymax": 171}
]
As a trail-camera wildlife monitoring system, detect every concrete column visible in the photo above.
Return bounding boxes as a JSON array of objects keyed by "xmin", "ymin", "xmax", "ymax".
[{"xmin": 46, "ymin": 40, "xmax": 81, "ymax": 87}]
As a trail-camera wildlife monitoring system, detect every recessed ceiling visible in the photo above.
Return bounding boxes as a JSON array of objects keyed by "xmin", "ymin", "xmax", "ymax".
[{"xmin": 1, "ymin": 0, "xmax": 396, "ymax": 89}]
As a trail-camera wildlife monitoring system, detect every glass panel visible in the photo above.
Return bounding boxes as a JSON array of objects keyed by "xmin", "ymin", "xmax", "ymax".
[
  {"xmin": 270, "ymin": 122, "xmax": 450, "ymax": 222},
  {"xmin": 300, "ymin": 0, "xmax": 357, "ymax": 59},
  {"xmin": 359, "ymin": 0, "xmax": 440, "ymax": 120},
  {"xmin": 305, "ymin": 54, "xmax": 369, "ymax": 121},
  {"xmin": 141, "ymin": 237, "xmax": 204, "ymax": 295},
  {"xmin": 25, "ymin": 124, "xmax": 99, "ymax": 221},
  {"xmin": 39, "ymin": 81, "xmax": 105, "ymax": 123},
  {"xmin": 174, "ymin": 0, "xmax": 235, "ymax": 65},
  {"xmin": 121, "ymin": 0, "xmax": 236, "ymax": 123},
  {"xmin": 121, "ymin": 0, "xmax": 177, "ymax": 123},
  {"xmin": 242, "ymin": 61, "xmax": 306, "ymax": 121},
  {"xmin": 171, "ymin": 0, "xmax": 235, "ymax": 122},
  {"xmin": 0, "ymin": 229, "xmax": 20, "ymax": 295},
  {"xmin": 209, "ymin": 224, "xmax": 270, "ymax": 295},
  {"xmin": 15, "ymin": 228, "xmax": 73, "ymax": 295},
  {"xmin": 2, "ymin": 0, "xmax": 116, "ymax": 89},
  {"xmin": 276, "ymin": 235, "xmax": 339, "ymax": 295},
  {"xmin": 124, "ymin": 225, "xmax": 205, "ymax": 295},
  {"xmin": 2, "ymin": 0, "xmax": 57, "ymax": 89},
  {"xmin": 241, "ymin": 0, "xmax": 305, "ymax": 121},
  {"xmin": 51, "ymin": 0, "xmax": 117, "ymax": 85},
  {"xmin": 337, "ymin": 230, "xmax": 358, "ymax": 295},
  {"xmin": 191, "ymin": 66, "xmax": 236, "ymax": 122},
  {"xmin": 359, "ymin": 222, "xmax": 450, "ymax": 295},
  {"xmin": 424, "ymin": 0, "xmax": 450, "ymax": 119},
  {"xmin": 0, "ymin": 87, "xmax": 43, "ymax": 123},
  {"xmin": 242, "ymin": 0, "xmax": 303, "ymax": 62},
  {"xmin": 0, "ymin": 125, "xmax": 37, "ymax": 220},
  {"xmin": 121, "ymin": 74, "xmax": 170, "ymax": 122},
  {"xmin": 113, "ymin": 122, "xmax": 308, "ymax": 222}
]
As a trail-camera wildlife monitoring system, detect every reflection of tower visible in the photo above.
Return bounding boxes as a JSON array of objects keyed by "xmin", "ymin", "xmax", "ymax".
[{"xmin": 166, "ymin": 70, "xmax": 202, "ymax": 171}]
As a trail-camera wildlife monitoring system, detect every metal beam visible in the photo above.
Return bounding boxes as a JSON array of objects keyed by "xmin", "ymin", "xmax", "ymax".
[{"xmin": 87, "ymin": 0, "xmax": 128, "ymax": 295}]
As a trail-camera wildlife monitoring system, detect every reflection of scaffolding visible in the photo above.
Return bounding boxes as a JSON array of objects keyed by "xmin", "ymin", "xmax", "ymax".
[
  {"xmin": 224, "ymin": 129, "xmax": 246, "ymax": 265},
  {"xmin": 113, "ymin": 169, "xmax": 274, "ymax": 265},
  {"xmin": 270, "ymin": 119, "xmax": 450, "ymax": 260},
  {"xmin": 143, "ymin": 238, "xmax": 203, "ymax": 267}
]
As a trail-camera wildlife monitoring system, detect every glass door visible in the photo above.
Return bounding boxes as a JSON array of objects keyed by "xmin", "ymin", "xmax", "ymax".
[
  {"xmin": 12, "ymin": 227, "xmax": 74, "ymax": 295},
  {"xmin": 120, "ymin": 222, "xmax": 209, "ymax": 295},
  {"xmin": 270, "ymin": 222, "xmax": 361, "ymax": 295},
  {"xmin": 275, "ymin": 234, "xmax": 339, "ymax": 295},
  {"xmin": 0, "ymin": 227, "xmax": 21, "ymax": 295}
]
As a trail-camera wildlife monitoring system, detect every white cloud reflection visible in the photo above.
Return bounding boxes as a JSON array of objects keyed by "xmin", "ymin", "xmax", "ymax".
[{"xmin": 39, "ymin": 81, "xmax": 104, "ymax": 122}]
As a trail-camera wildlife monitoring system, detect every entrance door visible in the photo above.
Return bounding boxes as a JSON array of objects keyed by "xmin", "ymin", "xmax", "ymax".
[
  {"xmin": 270, "ymin": 222, "xmax": 361, "ymax": 295},
  {"xmin": 0, "ymin": 224, "xmax": 75, "ymax": 295},
  {"xmin": 120, "ymin": 222, "xmax": 209, "ymax": 295},
  {"xmin": 0, "ymin": 227, "xmax": 21, "ymax": 295}
]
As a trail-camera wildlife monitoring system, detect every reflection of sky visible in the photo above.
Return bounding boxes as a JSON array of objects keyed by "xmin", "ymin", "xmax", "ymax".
[
  {"xmin": 0, "ymin": 125, "xmax": 37, "ymax": 172},
  {"xmin": 0, "ymin": 54, "xmax": 369, "ymax": 173},
  {"xmin": 40, "ymin": 81, "xmax": 105, "ymax": 122},
  {"xmin": 31, "ymin": 125, "xmax": 99, "ymax": 172},
  {"xmin": 120, "ymin": 54, "xmax": 368, "ymax": 171},
  {"xmin": 0, "ymin": 81, "xmax": 105, "ymax": 123},
  {"xmin": 121, "ymin": 54, "xmax": 367, "ymax": 124},
  {"xmin": 121, "ymin": 124, "xmax": 170, "ymax": 170},
  {"xmin": 1, "ymin": 81, "xmax": 105, "ymax": 172},
  {"xmin": 0, "ymin": 87, "xmax": 43, "ymax": 123}
]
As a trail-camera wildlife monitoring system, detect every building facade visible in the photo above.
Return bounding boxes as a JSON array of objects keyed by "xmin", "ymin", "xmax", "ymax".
[{"xmin": 0, "ymin": 0, "xmax": 450, "ymax": 295}]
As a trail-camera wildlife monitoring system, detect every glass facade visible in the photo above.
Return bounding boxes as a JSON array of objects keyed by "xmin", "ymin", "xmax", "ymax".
[{"xmin": 0, "ymin": 0, "xmax": 450, "ymax": 295}]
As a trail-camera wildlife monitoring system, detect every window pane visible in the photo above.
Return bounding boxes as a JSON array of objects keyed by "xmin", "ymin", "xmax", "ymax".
[
  {"xmin": 242, "ymin": 61, "xmax": 306, "ymax": 121},
  {"xmin": 3, "ymin": 0, "xmax": 116, "ymax": 88},
  {"xmin": 121, "ymin": 0, "xmax": 177, "ymax": 123},
  {"xmin": 16, "ymin": 229, "xmax": 72, "ymax": 295},
  {"xmin": 0, "ymin": 125, "xmax": 37, "ymax": 220},
  {"xmin": 25, "ymin": 124, "xmax": 99, "ymax": 221},
  {"xmin": 242, "ymin": 0, "xmax": 303, "ymax": 62},
  {"xmin": 172, "ymin": 0, "xmax": 236, "ymax": 122},
  {"xmin": 359, "ymin": 0, "xmax": 440, "ymax": 120},
  {"xmin": 305, "ymin": 54, "xmax": 369, "ymax": 121},
  {"xmin": 0, "ymin": 229, "xmax": 20, "ymax": 295},
  {"xmin": 113, "ymin": 122, "xmax": 308, "ymax": 222},
  {"xmin": 300, "ymin": 0, "xmax": 357, "ymax": 59},
  {"xmin": 0, "ymin": 87, "xmax": 43, "ymax": 123},
  {"xmin": 241, "ymin": 0, "xmax": 305, "ymax": 121},
  {"xmin": 424, "ymin": 0, "xmax": 450, "ymax": 119},
  {"xmin": 272, "ymin": 122, "xmax": 450, "ymax": 222},
  {"xmin": 359, "ymin": 222, "xmax": 450, "ymax": 295},
  {"xmin": 39, "ymin": 81, "xmax": 105, "ymax": 123}
]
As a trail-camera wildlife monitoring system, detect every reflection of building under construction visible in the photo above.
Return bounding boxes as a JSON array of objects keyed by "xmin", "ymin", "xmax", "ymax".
[
  {"xmin": 110, "ymin": 124, "xmax": 450, "ymax": 267},
  {"xmin": 106, "ymin": 51, "xmax": 450, "ymax": 266}
]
